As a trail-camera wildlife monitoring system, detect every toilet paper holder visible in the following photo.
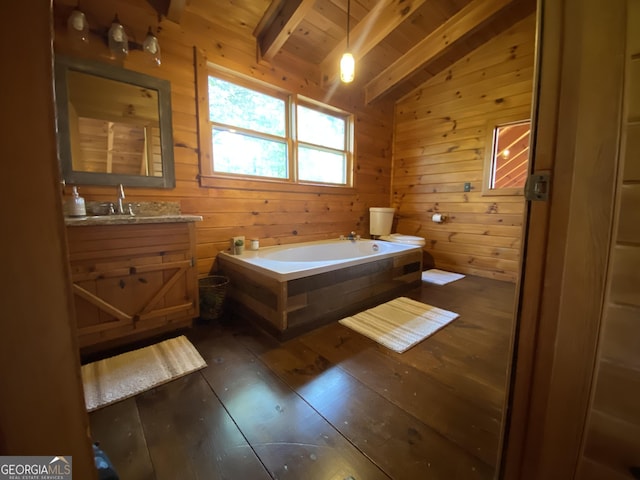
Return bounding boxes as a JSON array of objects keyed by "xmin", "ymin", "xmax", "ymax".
[{"xmin": 432, "ymin": 213, "xmax": 447, "ymax": 223}]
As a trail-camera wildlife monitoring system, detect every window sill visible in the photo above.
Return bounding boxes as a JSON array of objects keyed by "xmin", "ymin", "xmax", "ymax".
[
  {"xmin": 481, "ymin": 187, "xmax": 524, "ymax": 197},
  {"xmin": 199, "ymin": 174, "xmax": 355, "ymax": 195}
]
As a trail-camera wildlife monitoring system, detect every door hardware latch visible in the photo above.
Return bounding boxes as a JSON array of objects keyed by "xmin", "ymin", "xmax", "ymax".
[{"xmin": 525, "ymin": 172, "xmax": 551, "ymax": 201}]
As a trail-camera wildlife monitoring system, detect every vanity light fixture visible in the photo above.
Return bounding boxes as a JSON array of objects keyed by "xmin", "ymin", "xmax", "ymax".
[
  {"xmin": 143, "ymin": 27, "xmax": 161, "ymax": 66},
  {"xmin": 340, "ymin": 0, "xmax": 355, "ymax": 83},
  {"xmin": 66, "ymin": 9, "xmax": 162, "ymax": 66},
  {"xmin": 67, "ymin": 7, "xmax": 89, "ymax": 44}
]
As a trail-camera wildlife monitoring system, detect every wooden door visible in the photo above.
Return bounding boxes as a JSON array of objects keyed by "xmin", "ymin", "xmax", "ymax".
[
  {"xmin": 502, "ymin": 0, "xmax": 632, "ymax": 478},
  {"xmin": 0, "ymin": 1, "xmax": 96, "ymax": 477}
]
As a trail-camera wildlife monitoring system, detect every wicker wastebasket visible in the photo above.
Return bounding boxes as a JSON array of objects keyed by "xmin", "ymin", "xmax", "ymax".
[{"xmin": 198, "ymin": 275, "xmax": 229, "ymax": 320}]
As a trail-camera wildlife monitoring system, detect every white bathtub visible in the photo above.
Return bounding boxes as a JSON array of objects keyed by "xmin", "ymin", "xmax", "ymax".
[{"xmin": 218, "ymin": 238, "xmax": 420, "ymax": 281}]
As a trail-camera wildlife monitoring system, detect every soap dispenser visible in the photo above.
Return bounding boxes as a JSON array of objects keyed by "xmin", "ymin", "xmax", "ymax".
[{"xmin": 67, "ymin": 186, "xmax": 87, "ymax": 217}]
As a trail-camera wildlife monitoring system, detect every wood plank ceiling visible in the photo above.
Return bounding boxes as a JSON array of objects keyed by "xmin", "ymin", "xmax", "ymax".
[{"xmin": 182, "ymin": 0, "xmax": 535, "ymax": 104}]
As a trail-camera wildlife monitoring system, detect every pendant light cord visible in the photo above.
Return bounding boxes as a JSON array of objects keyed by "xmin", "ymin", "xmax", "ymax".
[{"xmin": 346, "ymin": 0, "xmax": 351, "ymax": 50}]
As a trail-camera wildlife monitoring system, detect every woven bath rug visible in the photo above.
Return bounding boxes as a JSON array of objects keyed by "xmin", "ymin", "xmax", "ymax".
[
  {"xmin": 421, "ymin": 269, "xmax": 466, "ymax": 285},
  {"xmin": 82, "ymin": 335, "xmax": 207, "ymax": 412},
  {"xmin": 339, "ymin": 297, "xmax": 459, "ymax": 353}
]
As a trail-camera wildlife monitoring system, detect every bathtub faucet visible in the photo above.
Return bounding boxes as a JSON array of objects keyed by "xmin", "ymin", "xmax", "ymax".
[{"xmin": 347, "ymin": 231, "xmax": 360, "ymax": 241}]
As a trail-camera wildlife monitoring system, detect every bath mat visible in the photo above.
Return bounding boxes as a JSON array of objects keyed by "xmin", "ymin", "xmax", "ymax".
[
  {"xmin": 82, "ymin": 335, "xmax": 206, "ymax": 412},
  {"xmin": 421, "ymin": 269, "xmax": 465, "ymax": 285},
  {"xmin": 338, "ymin": 297, "xmax": 459, "ymax": 353}
]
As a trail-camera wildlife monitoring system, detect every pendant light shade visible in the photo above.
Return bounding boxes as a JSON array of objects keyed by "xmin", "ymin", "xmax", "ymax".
[
  {"xmin": 340, "ymin": 0, "xmax": 354, "ymax": 83},
  {"xmin": 67, "ymin": 8, "xmax": 89, "ymax": 44},
  {"xmin": 340, "ymin": 52, "xmax": 355, "ymax": 83},
  {"xmin": 108, "ymin": 14, "xmax": 129, "ymax": 57},
  {"xmin": 143, "ymin": 27, "xmax": 162, "ymax": 66}
]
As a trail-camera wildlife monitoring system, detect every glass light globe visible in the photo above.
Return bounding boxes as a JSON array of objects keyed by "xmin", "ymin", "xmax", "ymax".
[
  {"xmin": 340, "ymin": 52, "xmax": 355, "ymax": 83},
  {"xmin": 67, "ymin": 9, "xmax": 89, "ymax": 44},
  {"xmin": 143, "ymin": 29, "xmax": 161, "ymax": 66},
  {"xmin": 108, "ymin": 15, "xmax": 129, "ymax": 57}
]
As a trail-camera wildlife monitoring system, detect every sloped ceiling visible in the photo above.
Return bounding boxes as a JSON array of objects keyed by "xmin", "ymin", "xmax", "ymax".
[{"xmin": 177, "ymin": 0, "xmax": 536, "ymax": 104}]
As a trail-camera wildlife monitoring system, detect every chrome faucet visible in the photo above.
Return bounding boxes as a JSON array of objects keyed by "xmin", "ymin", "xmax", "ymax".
[
  {"xmin": 116, "ymin": 184, "xmax": 126, "ymax": 214},
  {"xmin": 347, "ymin": 231, "xmax": 358, "ymax": 241}
]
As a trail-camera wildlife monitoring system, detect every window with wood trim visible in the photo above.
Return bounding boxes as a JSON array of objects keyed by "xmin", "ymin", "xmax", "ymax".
[
  {"xmin": 483, "ymin": 117, "xmax": 531, "ymax": 196},
  {"xmin": 197, "ymin": 64, "xmax": 354, "ymax": 188}
]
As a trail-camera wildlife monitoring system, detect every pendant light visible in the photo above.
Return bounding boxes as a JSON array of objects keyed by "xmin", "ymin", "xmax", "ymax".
[{"xmin": 340, "ymin": 0, "xmax": 355, "ymax": 83}]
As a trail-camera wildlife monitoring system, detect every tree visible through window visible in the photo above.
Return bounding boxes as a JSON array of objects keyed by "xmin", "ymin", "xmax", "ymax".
[
  {"xmin": 209, "ymin": 77, "xmax": 288, "ymax": 179},
  {"xmin": 206, "ymin": 74, "xmax": 353, "ymax": 186},
  {"xmin": 297, "ymin": 105, "xmax": 348, "ymax": 184}
]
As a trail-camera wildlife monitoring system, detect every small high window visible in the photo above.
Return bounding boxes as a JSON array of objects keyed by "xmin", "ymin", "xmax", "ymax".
[
  {"xmin": 196, "ymin": 63, "xmax": 354, "ymax": 189},
  {"xmin": 483, "ymin": 118, "xmax": 531, "ymax": 196}
]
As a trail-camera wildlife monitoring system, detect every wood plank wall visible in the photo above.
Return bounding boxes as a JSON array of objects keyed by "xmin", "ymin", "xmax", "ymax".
[
  {"xmin": 52, "ymin": 0, "xmax": 394, "ymax": 277},
  {"xmin": 577, "ymin": 2, "xmax": 640, "ymax": 477},
  {"xmin": 392, "ymin": 15, "xmax": 536, "ymax": 282}
]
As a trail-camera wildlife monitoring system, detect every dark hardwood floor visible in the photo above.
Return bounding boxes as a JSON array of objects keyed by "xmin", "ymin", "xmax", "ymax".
[{"xmin": 89, "ymin": 274, "xmax": 516, "ymax": 479}]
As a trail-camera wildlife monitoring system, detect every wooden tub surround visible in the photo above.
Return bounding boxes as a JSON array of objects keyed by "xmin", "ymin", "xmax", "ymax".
[
  {"xmin": 217, "ymin": 239, "xmax": 423, "ymax": 338},
  {"xmin": 65, "ymin": 215, "xmax": 202, "ymax": 353}
]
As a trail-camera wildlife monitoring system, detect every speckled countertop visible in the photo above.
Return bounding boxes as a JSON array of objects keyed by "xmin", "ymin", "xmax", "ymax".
[
  {"xmin": 63, "ymin": 200, "xmax": 202, "ymax": 226},
  {"xmin": 64, "ymin": 214, "xmax": 203, "ymax": 226}
]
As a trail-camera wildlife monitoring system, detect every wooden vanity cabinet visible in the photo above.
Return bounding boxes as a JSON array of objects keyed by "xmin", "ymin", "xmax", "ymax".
[{"xmin": 65, "ymin": 221, "xmax": 199, "ymax": 352}]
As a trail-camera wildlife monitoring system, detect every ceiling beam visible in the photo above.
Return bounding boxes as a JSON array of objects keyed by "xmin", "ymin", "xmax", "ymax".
[
  {"xmin": 320, "ymin": 0, "xmax": 428, "ymax": 85},
  {"xmin": 167, "ymin": 0, "xmax": 186, "ymax": 23},
  {"xmin": 254, "ymin": 0, "xmax": 316, "ymax": 63},
  {"xmin": 365, "ymin": 0, "xmax": 513, "ymax": 103}
]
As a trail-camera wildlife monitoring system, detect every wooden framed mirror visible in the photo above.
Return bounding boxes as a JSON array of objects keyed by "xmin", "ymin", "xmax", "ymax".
[{"xmin": 54, "ymin": 55, "xmax": 175, "ymax": 188}]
